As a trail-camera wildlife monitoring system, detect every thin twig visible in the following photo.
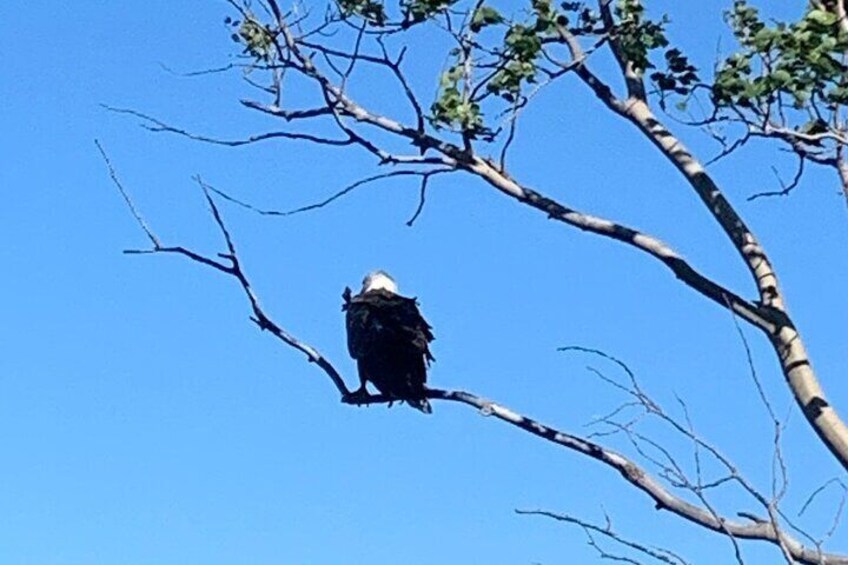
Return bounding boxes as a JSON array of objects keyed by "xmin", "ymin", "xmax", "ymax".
[
  {"xmin": 748, "ymin": 159, "xmax": 806, "ymax": 202},
  {"xmin": 104, "ymin": 105, "xmax": 353, "ymax": 147},
  {"xmin": 95, "ymin": 140, "xmax": 160, "ymax": 248},
  {"xmin": 517, "ymin": 509, "xmax": 690, "ymax": 565}
]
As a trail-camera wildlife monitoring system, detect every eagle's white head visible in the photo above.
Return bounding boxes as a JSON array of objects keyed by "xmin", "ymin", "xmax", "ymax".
[{"xmin": 362, "ymin": 270, "xmax": 398, "ymax": 294}]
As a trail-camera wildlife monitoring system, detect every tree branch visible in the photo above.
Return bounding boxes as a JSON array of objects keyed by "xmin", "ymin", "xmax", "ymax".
[
  {"xmin": 571, "ymin": 60, "xmax": 848, "ymax": 472},
  {"xmin": 517, "ymin": 509, "xmax": 689, "ymax": 565},
  {"xmin": 105, "ymin": 105, "xmax": 353, "ymax": 147}
]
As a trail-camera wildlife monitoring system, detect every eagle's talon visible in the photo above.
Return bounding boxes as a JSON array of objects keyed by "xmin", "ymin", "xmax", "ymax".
[{"xmin": 345, "ymin": 388, "xmax": 371, "ymax": 406}]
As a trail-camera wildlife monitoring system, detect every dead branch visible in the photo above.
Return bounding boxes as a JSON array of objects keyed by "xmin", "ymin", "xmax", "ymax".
[
  {"xmin": 560, "ymin": 346, "xmax": 841, "ymax": 564},
  {"xmin": 517, "ymin": 509, "xmax": 690, "ymax": 565},
  {"xmin": 103, "ymin": 105, "xmax": 353, "ymax": 147},
  {"xmin": 200, "ymin": 169, "xmax": 451, "ymax": 218},
  {"xmin": 748, "ymin": 160, "xmax": 807, "ymax": 202}
]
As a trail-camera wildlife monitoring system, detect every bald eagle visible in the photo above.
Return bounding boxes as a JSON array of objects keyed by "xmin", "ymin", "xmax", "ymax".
[{"xmin": 343, "ymin": 271, "xmax": 434, "ymax": 413}]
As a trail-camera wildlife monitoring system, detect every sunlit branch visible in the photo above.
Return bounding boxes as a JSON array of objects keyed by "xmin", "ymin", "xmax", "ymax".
[{"xmin": 567, "ymin": 53, "xmax": 848, "ymax": 470}]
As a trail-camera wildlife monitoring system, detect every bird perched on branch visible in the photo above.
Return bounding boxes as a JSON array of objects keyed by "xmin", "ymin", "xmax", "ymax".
[{"xmin": 343, "ymin": 270, "xmax": 434, "ymax": 413}]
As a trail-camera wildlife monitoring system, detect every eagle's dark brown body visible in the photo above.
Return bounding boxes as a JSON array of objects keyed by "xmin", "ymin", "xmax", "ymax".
[{"xmin": 343, "ymin": 287, "xmax": 434, "ymax": 413}]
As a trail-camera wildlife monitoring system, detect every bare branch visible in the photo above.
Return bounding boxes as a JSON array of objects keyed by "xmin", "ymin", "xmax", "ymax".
[
  {"xmin": 102, "ymin": 156, "xmax": 350, "ymax": 397},
  {"xmin": 798, "ymin": 477, "xmax": 847, "ymax": 547},
  {"xmin": 376, "ymin": 39, "xmax": 425, "ymax": 133},
  {"xmin": 517, "ymin": 509, "xmax": 690, "ymax": 565},
  {"xmin": 748, "ymin": 159, "xmax": 806, "ymax": 202},
  {"xmin": 95, "ymin": 140, "xmax": 160, "ymax": 249},
  {"xmin": 205, "ymin": 166, "xmax": 452, "ymax": 225},
  {"xmin": 158, "ymin": 61, "xmax": 241, "ymax": 77},
  {"xmin": 430, "ymin": 386, "xmax": 845, "ymax": 565},
  {"xmin": 562, "ymin": 347, "xmax": 834, "ymax": 564},
  {"xmin": 104, "ymin": 105, "xmax": 353, "ymax": 147},
  {"xmin": 799, "ymin": 478, "xmax": 848, "ymax": 518},
  {"xmin": 404, "ymin": 167, "xmax": 458, "ymax": 225},
  {"xmin": 239, "ymin": 99, "xmax": 334, "ymax": 121}
]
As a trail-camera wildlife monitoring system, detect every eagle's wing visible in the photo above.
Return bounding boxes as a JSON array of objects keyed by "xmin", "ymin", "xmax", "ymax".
[
  {"xmin": 384, "ymin": 294, "xmax": 435, "ymax": 364},
  {"xmin": 344, "ymin": 290, "xmax": 434, "ymax": 362},
  {"xmin": 344, "ymin": 297, "xmax": 372, "ymax": 360}
]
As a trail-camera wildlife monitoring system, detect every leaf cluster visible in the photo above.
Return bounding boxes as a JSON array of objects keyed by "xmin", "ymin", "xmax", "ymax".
[
  {"xmin": 229, "ymin": 15, "xmax": 276, "ymax": 61},
  {"xmin": 337, "ymin": 0, "xmax": 389, "ymax": 26},
  {"xmin": 714, "ymin": 1, "xmax": 848, "ymax": 110},
  {"xmin": 485, "ymin": 23, "xmax": 543, "ymax": 102},
  {"xmin": 401, "ymin": 0, "xmax": 458, "ymax": 26},
  {"xmin": 430, "ymin": 58, "xmax": 493, "ymax": 139},
  {"xmin": 430, "ymin": 0, "xmax": 567, "ymax": 134},
  {"xmin": 615, "ymin": 0, "xmax": 668, "ymax": 73},
  {"xmin": 334, "ymin": 0, "xmax": 460, "ymax": 27},
  {"xmin": 614, "ymin": 0, "xmax": 699, "ymax": 98},
  {"xmin": 485, "ymin": 1, "xmax": 593, "ymax": 102}
]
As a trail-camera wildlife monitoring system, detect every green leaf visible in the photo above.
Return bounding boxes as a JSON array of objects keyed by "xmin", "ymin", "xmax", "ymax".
[
  {"xmin": 771, "ymin": 69, "xmax": 791, "ymax": 86},
  {"xmin": 807, "ymin": 9, "xmax": 837, "ymax": 27},
  {"xmin": 470, "ymin": 5, "xmax": 503, "ymax": 32}
]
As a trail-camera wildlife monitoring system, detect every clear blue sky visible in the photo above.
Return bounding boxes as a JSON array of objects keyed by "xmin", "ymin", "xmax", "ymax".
[{"xmin": 2, "ymin": 1, "xmax": 846, "ymax": 563}]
